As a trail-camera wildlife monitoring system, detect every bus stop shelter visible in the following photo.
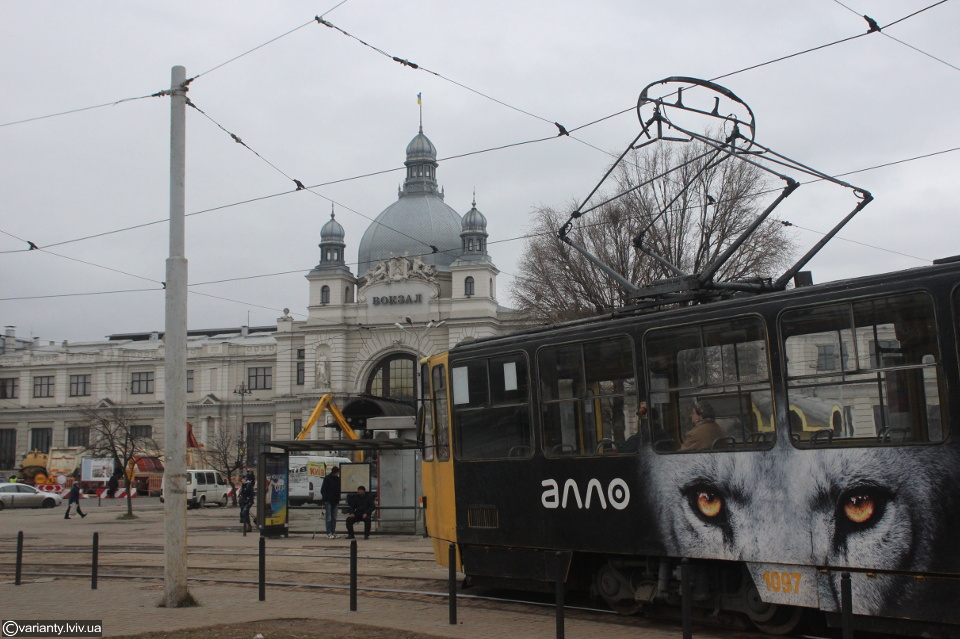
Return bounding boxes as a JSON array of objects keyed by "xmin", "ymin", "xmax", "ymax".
[{"xmin": 257, "ymin": 438, "xmax": 423, "ymax": 535}]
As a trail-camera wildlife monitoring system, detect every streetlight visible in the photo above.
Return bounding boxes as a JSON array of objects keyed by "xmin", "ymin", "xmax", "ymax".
[{"xmin": 234, "ymin": 382, "xmax": 252, "ymax": 466}]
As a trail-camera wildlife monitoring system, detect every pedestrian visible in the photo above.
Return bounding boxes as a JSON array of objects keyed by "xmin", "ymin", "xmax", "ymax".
[
  {"xmin": 319, "ymin": 466, "xmax": 342, "ymax": 539},
  {"xmin": 345, "ymin": 485, "xmax": 375, "ymax": 540},
  {"xmin": 107, "ymin": 470, "xmax": 120, "ymax": 498},
  {"xmin": 64, "ymin": 479, "xmax": 86, "ymax": 519},
  {"xmin": 239, "ymin": 472, "xmax": 255, "ymax": 533}
]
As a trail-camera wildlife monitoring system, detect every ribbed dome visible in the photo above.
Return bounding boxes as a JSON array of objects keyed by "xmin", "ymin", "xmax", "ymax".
[
  {"xmin": 405, "ymin": 128, "xmax": 437, "ymax": 162},
  {"xmin": 462, "ymin": 202, "xmax": 487, "ymax": 232},
  {"xmin": 320, "ymin": 212, "xmax": 345, "ymax": 241}
]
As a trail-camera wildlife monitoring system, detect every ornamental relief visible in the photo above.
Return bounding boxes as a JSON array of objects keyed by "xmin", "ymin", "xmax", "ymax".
[{"xmin": 358, "ymin": 255, "xmax": 440, "ymax": 302}]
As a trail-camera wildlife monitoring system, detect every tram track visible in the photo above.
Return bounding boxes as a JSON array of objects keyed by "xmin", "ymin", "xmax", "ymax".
[{"xmin": 2, "ymin": 540, "xmax": 877, "ymax": 638}]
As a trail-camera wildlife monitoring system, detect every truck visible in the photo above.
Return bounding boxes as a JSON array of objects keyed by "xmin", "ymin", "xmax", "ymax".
[{"xmin": 288, "ymin": 455, "xmax": 351, "ymax": 507}]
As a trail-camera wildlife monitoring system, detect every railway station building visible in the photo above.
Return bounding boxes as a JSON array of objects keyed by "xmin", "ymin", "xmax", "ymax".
[{"xmin": 0, "ymin": 127, "xmax": 525, "ymax": 477}]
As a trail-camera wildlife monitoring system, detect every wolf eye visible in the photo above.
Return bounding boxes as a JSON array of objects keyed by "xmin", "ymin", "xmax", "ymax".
[
  {"xmin": 682, "ymin": 483, "xmax": 727, "ymax": 526},
  {"xmin": 836, "ymin": 486, "xmax": 889, "ymax": 535},
  {"xmin": 696, "ymin": 491, "xmax": 724, "ymax": 518},
  {"xmin": 842, "ymin": 494, "xmax": 875, "ymax": 524}
]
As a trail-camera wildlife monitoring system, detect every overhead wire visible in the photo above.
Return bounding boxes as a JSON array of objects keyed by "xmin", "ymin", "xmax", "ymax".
[
  {"xmin": 2, "ymin": 1, "xmax": 954, "ymax": 310},
  {"xmin": 829, "ymin": 0, "xmax": 960, "ymax": 73},
  {"xmin": 3, "ymin": 139, "xmax": 956, "ymax": 303},
  {"xmin": 3, "ymin": 0, "xmax": 947, "ymax": 256},
  {"xmin": 0, "ymin": 92, "xmax": 168, "ymax": 129}
]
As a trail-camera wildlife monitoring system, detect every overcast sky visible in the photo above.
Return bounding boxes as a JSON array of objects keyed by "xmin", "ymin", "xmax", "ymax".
[{"xmin": 2, "ymin": 0, "xmax": 958, "ymax": 343}]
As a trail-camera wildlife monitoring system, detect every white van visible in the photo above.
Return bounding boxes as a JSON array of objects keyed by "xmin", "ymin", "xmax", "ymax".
[
  {"xmin": 160, "ymin": 469, "xmax": 229, "ymax": 508},
  {"xmin": 288, "ymin": 456, "xmax": 351, "ymax": 507}
]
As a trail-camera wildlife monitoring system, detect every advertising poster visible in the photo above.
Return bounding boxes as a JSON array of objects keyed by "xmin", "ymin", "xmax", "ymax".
[
  {"xmin": 261, "ymin": 453, "xmax": 288, "ymax": 535},
  {"xmin": 81, "ymin": 457, "xmax": 114, "ymax": 482}
]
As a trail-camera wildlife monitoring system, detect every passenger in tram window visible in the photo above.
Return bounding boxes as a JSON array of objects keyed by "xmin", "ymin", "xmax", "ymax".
[{"xmin": 680, "ymin": 401, "xmax": 723, "ymax": 451}]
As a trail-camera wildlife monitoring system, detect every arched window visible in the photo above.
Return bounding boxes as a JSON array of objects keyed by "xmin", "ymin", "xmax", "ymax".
[
  {"xmin": 465, "ymin": 276, "xmax": 475, "ymax": 296},
  {"xmin": 320, "ymin": 285, "xmax": 330, "ymax": 304},
  {"xmin": 366, "ymin": 354, "xmax": 417, "ymax": 404},
  {"xmin": 345, "ymin": 286, "xmax": 353, "ymax": 303}
]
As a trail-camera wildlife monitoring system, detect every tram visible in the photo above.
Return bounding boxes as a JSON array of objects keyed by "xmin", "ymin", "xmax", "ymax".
[
  {"xmin": 420, "ymin": 78, "xmax": 960, "ymax": 637},
  {"xmin": 420, "ymin": 257, "xmax": 960, "ymax": 636}
]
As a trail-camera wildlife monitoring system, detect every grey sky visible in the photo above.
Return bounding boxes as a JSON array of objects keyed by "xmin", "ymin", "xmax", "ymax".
[{"xmin": 2, "ymin": 0, "xmax": 958, "ymax": 342}]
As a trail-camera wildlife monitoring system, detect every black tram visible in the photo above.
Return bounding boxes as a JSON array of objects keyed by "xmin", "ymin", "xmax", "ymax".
[{"xmin": 421, "ymin": 257, "xmax": 960, "ymax": 636}]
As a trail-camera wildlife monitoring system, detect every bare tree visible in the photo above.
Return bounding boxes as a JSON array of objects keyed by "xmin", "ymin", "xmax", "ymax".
[
  {"xmin": 513, "ymin": 140, "xmax": 796, "ymax": 323},
  {"xmin": 198, "ymin": 416, "xmax": 247, "ymax": 506},
  {"xmin": 79, "ymin": 402, "xmax": 157, "ymax": 517}
]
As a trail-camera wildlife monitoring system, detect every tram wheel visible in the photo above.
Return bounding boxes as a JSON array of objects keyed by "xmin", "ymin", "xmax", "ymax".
[
  {"xmin": 605, "ymin": 597, "xmax": 642, "ymax": 616},
  {"xmin": 748, "ymin": 604, "xmax": 803, "ymax": 635},
  {"xmin": 743, "ymin": 579, "xmax": 804, "ymax": 635}
]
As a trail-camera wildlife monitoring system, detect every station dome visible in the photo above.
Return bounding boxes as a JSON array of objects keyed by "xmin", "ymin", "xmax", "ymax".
[{"xmin": 357, "ymin": 128, "xmax": 463, "ymax": 275}]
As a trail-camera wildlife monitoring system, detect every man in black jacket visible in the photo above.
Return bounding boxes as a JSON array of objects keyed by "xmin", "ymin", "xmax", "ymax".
[
  {"xmin": 319, "ymin": 466, "xmax": 341, "ymax": 539},
  {"xmin": 238, "ymin": 472, "xmax": 255, "ymax": 533},
  {"xmin": 345, "ymin": 485, "xmax": 375, "ymax": 539}
]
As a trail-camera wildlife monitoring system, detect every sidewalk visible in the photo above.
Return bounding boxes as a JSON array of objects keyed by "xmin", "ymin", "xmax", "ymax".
[
  {"xmin": 0, "ymin": 500, "xmax": 746, "ymax": 638},
  {"xmin": 2, "ymin": 577, "xmax": 739, "ymax": 639}
]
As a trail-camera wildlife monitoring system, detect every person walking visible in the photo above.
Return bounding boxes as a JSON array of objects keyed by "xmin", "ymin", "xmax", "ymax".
[
  {"xmin": 345, "ymin": 485, "xmax": 375, "ymax": 540},
  {"xmin": 106, "ymin": 470, "xmax": 120, "ymax": 498},
  {"xmin": 319, "ymin": 466, "xmax": 342, "ymax": 539},
  {"xmin": 64, "ymin": 480, "xmax": 86, "ymax": 519},
  {"xmin": 239, "ymin": 472, "xmax": 255, "ymax": 533}
]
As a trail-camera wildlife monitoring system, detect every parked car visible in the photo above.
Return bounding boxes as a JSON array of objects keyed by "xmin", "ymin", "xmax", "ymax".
[
  {"xmin": 160, "ymin": 469, "xmax": 229, "ymax": 508},
  {"xmin": 0, "ymin": 483, "xmax": 63, "ymax": 510}
]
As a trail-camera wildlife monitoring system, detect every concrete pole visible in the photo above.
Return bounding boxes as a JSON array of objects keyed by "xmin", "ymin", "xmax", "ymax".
[{"xmin": 163, "ymin": 65, "xmax": 190, "ymax": 607}]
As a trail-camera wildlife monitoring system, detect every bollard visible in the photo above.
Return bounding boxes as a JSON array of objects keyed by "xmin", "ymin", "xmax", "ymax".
[
  {"xmin": 258, "ymin": 535, "xmax": 266, "ymax": 602},
  {"xmin": 681, "ymin": 558, "xmax": 692, "ymax": 639},
  {"xmin": 841, "ymin": 571, "xmax": 853, "ymax": 639},
  {"xmin": 91, "ymin": 532, "xmax": 99, "ymax": 590},
  {"xmin": 555, "ymin": 552, "xmax": 565, "ymax": 639},
  {"xmin": 15, "ymin": 531, "xmax": 23, "ymax": 586},
  {"xmin": 448, "ymin": 543, "xmax": 457, "ymax": 625},
  {"xmin": 349, "ymin": 539, "xmax": 358, "ymax": 612}
]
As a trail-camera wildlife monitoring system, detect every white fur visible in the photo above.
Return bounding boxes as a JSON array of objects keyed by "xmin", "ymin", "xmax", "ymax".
[{"xmin": 643, "ymin": 444, "xmax": 960, "ymax": 613}]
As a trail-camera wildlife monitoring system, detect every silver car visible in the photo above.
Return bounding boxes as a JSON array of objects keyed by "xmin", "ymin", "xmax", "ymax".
[{"xmin": 0, "ymin": 484, "xmax": 64, "ymax": 510}]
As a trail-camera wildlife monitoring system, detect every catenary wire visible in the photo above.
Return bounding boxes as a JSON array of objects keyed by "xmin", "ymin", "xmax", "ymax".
[
  {"xmin": 5, "ymin": 0, "xmax": 946, "ymax": 256},
  {"xmin": 0, "ymin": 92, "xmax": 167, "ymax": 129},
  {"xmin": 4, "ymin": 140, "xmax": 953, "ymax": 300},
  {"xmin": 829, "ymin": 0, "xmax": 960, "ymax": 73}
]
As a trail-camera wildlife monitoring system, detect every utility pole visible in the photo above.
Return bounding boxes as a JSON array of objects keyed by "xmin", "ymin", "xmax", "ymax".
[{"xmin": 163, "ymin": 65, "xmax": 190, "ymax": 607}]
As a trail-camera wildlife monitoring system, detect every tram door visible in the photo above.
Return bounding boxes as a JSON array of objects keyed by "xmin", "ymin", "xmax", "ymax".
[{"xmin": 420, "ymin": 354, "xmax": 459, "ymax": 568}]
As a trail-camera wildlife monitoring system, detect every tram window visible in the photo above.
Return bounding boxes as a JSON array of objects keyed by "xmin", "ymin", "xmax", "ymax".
[
  {"xmin": 432, "ymin": 365, "xmax": 450, "ymax": 461},
  {"xmin": 539, "ymin": 336, "xmax": 638, "ymax": 457},
  {"xmin": 782, "ymin": 291, "xmax": 944, "ymax": 446},
  {"xmin": 645, "ymin": 317, "xmax": 774, "ymax": 453},
  {"xmin": 422, "ymin": 363, "xmax": 434, "ymax": 462},
  {"xmin": 452, "ymin": 354, "xmax": 532, "ymax": 460}
]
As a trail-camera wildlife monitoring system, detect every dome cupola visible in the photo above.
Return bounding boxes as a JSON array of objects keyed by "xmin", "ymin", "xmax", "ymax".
[
  {"xmin": 315, "ymin": 206, "xmax": 349, "ymax": 272},
  {"xmin": 459, "ymin": 194, "xmax": 489, "ymax": 258},
  {"xmin": 321, "ymin": 210, "xmax": 345, "ymax": 241}
]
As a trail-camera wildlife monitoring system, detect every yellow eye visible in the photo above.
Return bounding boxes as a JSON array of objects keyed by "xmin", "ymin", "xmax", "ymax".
[
  {"xmin": 843, "ymin": 494, "xmax": 876, "ymax": 524},
  {"xmin": 696, "ymin": 491, "xmax": 723, "ymax": 518}
]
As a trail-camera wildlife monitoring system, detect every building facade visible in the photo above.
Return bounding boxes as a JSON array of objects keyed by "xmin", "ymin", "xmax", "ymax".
[{"xmin": 0, "ymin": 128, "xmax": 524, "ymax": 474}]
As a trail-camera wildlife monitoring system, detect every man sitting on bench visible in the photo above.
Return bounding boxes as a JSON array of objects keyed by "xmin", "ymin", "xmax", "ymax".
[{"xmin": 345, "ymin": 485, "xmax": 376, "ymax": 540}]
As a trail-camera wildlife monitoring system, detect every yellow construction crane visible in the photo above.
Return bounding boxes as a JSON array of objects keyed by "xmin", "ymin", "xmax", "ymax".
[{"xmin": 296, "ymin": 395, "xmax": 362, "ymax": 457}]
